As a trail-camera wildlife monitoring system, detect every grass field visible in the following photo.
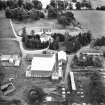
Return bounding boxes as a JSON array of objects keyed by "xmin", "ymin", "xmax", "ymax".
[
  {"xmin": 0, "ymin": 40, "xmax": 21, "ymax": 54},
  {"xmin": 0, "ymin": 11, "xmax": 15, "ymax": 38},
  {"xmin": 13, "ymin": 18, "xmax": 81, "ymax": 37},
  {"xmin": 72, "ymin": 10, "xmax": 105, "ymax": 38},
  {"xmin": 13, "ymin": 10, "xmax": 105, "ymax": 39}
]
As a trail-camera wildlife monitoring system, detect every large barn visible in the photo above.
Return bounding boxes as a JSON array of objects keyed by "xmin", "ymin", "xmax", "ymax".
[{"xmin": 28, "ymin": 54, "xmax": 56, "ymax": 77}]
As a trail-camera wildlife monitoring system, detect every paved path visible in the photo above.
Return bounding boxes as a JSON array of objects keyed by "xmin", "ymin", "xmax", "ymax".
[
  {"xmin": 64, "ymin": 55, "xmax": 76, "ymax": 90},
  {"xmin": 9, "ymin": 19, "xmax": 49, "ymax": 56}
]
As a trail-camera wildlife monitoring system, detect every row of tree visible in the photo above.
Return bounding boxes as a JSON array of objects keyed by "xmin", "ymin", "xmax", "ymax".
[
  {"xmin": 5, "ymin": 7, "xmax": 44, "ymax": 21},
  {"xmin": 75, "ymin": 1, "xmax": 92, "ymax": 10},
  {"xmin": 93, "ymin": 36, "xmax": 105, "ymax": 47},
  {"xmin": 0, "ymin": 0, "xmax": 42, "ymax": 10},
  {"xmin": 47, "ymin": 0, "xmax": 92, "ymax": 10}
]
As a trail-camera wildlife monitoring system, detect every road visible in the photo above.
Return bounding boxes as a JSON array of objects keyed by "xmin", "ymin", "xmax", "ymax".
[
  {"xmin": 9, "ymin": 19, "xmax": 50, "ymax": 56},
  {"xmin": 64, "ymin": 55, "xmax": 76, "ymax": 90}
]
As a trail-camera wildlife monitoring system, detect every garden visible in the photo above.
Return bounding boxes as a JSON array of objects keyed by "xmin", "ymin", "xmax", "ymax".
[{"xmin": 20, "ymin": 26, "xmax": 92, "ymax": 54}]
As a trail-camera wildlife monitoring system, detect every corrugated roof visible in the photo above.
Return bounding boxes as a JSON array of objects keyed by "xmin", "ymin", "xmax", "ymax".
[{"xmin": 31, "ymin": 54, "xmax": 56, "ymax": 71}]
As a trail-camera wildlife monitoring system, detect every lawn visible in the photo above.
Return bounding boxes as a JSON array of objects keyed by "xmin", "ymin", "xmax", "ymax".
[
  {"xmin": 0, "ymin": 40, "xmax": 21, "ymax": 54},
  {"xmin": 12, "ymin": 18, "xmax": 81, "ymax": 36},
  {"xmin": 0, "ymin": 11, "xmax": 15, "ymax": 38}
]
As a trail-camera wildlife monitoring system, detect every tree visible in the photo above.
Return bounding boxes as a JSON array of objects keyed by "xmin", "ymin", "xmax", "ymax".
[
  {"xmin": 32, "ymin": 0, "xmax": 42, "ymax": 10},
  {"xmin": 28, "ymin": 9, "xmax": 40, "ymax": 20},
  {"xmin": 49, "ymin": 41, "xmax": 59, "ymax": 50},
  {"xmin": 57, "ymin": 15, "xmax": 70, "ymax": 28},
  {"xmin": 48, "ymin": 5, "xmax": 57, "ymax": 18},
  {"xmin": 57, "ymin": 0, "xmax": 65, "ymax": 10},
  {"xmin": 50, "ymin": 0, "xmax": 56, "ymax": 8},
  {"xmin": 76, "ymin": 2, "xmax": 81, "ymax": 10},
  {"xmin": 88, "ymin": 71, "xmax": 105, "ymax": 104},
  {"xmin": 21, "ymin": 27, "xmax": 27, "ymax": 37},
  {"xmin": 30, "ymin": 30, "xmax": 35, "ymax": 36},
  {"xmin": 24, "ymin": 86, "xmax": 45, "ymax": 105},
  {"xmin": 18, "ymin": 0, "xmax": 23, "ymax": 7},
  {"xmin": 0, "ymin": 62, "xmax": 5, "ymax": 86},
  {"xmin": 72, "ymin": 0, "xmax": 77, "ymax": 3},
  {"xmin": 24, "ymin": 2, "xmax": 33, "ymax": 10}
]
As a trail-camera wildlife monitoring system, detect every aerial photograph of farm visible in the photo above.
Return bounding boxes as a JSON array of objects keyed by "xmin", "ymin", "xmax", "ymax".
[{"xmin": 1, "ymin": 0, "xmax": 105, "ymax": 105}]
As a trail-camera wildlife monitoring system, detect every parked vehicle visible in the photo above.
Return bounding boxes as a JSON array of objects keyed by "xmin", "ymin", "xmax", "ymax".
[{"xmin": 1, "ymin": 82, "xmax": 16, "ymax": 95}]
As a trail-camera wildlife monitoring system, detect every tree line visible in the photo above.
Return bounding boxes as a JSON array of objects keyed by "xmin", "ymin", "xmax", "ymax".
[
  {"xmin": 0, "ymin": 0, "xmax": 42, "ymax": 10},
  {"xmin": 96, "ymin": 6, "xmax": 105, "ymax": 10},
  {"xmin": 47, "ymin": 0, "xmax": 92, "ymax": 10},
  {"xmin": 65, "ymin": 31, "xmax": 92, "ymax": 54},
  {"xmin": 5, "ymin": 7, "xmax": 44, "ymax": 21}
]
